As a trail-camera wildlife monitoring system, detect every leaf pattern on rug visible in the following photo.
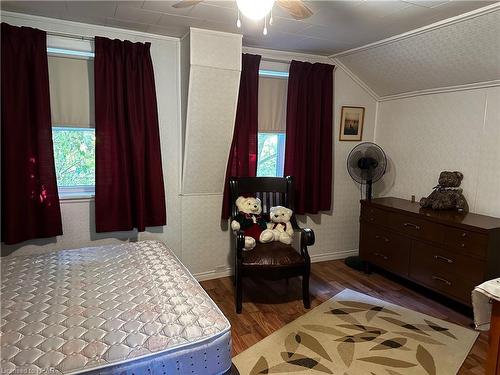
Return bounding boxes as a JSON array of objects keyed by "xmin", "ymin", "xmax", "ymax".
[
  {"xmin": 335, "ymin": 330, "xmax": 384, "ymax": 344},
  {"xmin": 295, "ymin": 331, "xmax": 332, "ymax": 361},
  {"xmin": 337, "ymin": 324, "xmax": 387, "ymax": 335},
  {"xmin": 423, "ymin": 319, "xmax": 457, "ymax": 339},
  {"xmin": 303, "ymin": 324, "xmax": 346, "ymax": 337},
  {"xmin": 392, "ymin": 331, "xmax": 444, "ymax": 345},
  {"xmin": 416, "ymin": 345, "xmax": 437, "ymax": 375},
  {"xmin": 380, "ymin": 317, "xmax": 430, "ymax": 335},
  {"xmin": 337, "ymin": 300, "xmax": 400, "ymax": 322},
  {"xmin": 357, "ymin": 356, "xmax": 417, "ymax": 368},
  {"xmin": 386, "ymin": 370, "xmax": 405, "ymax": 375},
  {"xmin": 249, "ymin": 356, "xmax": 269, "ymax": 375},
  {"xmin": 269, "ymin": 353, "xmax": 333, "ymax": 374},
  {"xmin": 370, "ymin": 337, "xmax": 408, "ymax": 351},
  {"xmin": 284, "ymin": 332, "xmax": 300, "ymax": 355},
  {"xmin": 325, "ymin": 309, "xmax": 361, "ymax": 325},
  {"xmin": 337, "ymin": 341, "xmax": 355, "ymax": 367}
]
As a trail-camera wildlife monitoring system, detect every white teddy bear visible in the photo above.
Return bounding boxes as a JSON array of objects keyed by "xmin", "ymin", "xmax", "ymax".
[
  {"xmin": 231, "ymin": 196, "xmax": 274, "ymax": 250},
  {"xmin": 267, "ymin": 206, "xmax": 294, "ymax": 245}
]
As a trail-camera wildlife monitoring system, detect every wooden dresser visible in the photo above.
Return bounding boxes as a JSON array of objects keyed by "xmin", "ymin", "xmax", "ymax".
[{"xmin": 359, "ymin": 197, "xmax": 500, "ymax": 306}]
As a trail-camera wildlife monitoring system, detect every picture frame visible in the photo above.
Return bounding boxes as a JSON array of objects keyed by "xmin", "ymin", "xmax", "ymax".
[{"xmin": 339, "ymin": 106, "xmax": 365, "ymax": 141}]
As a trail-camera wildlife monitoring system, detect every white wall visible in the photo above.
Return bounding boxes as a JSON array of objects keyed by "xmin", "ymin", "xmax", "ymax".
[
  {"xmin": 1, "ymin": 13, "xmax": 183, "ymax": 259},
  {"xmin": 375, "ymin": 86, "xmax": 500, "ymax": 218}
]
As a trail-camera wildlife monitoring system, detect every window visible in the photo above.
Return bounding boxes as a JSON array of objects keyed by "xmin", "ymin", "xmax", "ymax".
[
  {"xmin": 52, "ymin": 127, "xmax": 95, "ymax": 197},
  {"xmin": 48, "ymin": 52, "xmax": 95, "ymax": 198},
  {"xmin": 256, "ymin": 69, "xmax": 288, "ymax": 177},
  {"xmin": 257, "ymin": 133, "xmax": 286, "ymax": 177}
]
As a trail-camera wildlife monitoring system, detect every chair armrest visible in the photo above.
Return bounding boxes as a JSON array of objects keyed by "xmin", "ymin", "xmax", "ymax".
[
  {"xmin": 291, "ymin": 217, "xmax": 315, "ymax": 259},
  {"xmin": 298, "ymin": 227, "xmax": 315, "ymax": 247}
]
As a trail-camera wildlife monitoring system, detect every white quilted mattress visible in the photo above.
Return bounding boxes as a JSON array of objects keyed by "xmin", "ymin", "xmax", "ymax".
[{"xmin": 0, "ymin": 241, "xmax": 231, "ymax": 374}]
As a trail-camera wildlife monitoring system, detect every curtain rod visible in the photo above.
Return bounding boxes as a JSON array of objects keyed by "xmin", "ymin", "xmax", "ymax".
[{"xmin": 48, "ymin": 31, "xmax": 94, "ymax": 41}]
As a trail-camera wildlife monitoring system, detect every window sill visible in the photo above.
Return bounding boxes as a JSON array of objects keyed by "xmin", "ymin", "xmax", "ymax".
[{"xmin": 59, "ymin": 193, "xmax": 94, "ymax": 202}]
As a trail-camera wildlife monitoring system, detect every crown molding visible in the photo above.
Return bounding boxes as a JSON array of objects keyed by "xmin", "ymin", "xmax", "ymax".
[
  {"xmin": 330, "ymin": 3, "xmax": 500, "ymax": 59},
  {"xmin": 378, "ymin": 79, "xmax": 500, "ymax": 102},
  {"xmin": 1, "ymin": 10, "xmax": 181, "ymax": 42}
]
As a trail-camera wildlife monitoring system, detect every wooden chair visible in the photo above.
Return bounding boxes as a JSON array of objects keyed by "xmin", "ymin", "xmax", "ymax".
[{"xmin": 229, "ymin": 176, "xmax": 315, "ymax": 314}]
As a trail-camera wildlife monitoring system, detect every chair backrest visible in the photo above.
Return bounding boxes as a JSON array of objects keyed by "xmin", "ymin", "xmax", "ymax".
[{"xmin": 229, "ymin": 176, "xmax": 295, "ymax": 218}]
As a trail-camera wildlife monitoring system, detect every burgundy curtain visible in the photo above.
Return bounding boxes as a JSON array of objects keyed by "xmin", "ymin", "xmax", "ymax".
[
  {"xmin": 94, "ymin": 37, "xmax": 166, "ymax": 232},
  {"xmin": 221, "ymin": 53, "xmax": 261, "ymax": 219},
  {"xmin": 284, "ymin": 60, "xmax": 334, "ymax": 215},
  {"xmin": 1, "ymin": 23, "xmax": 62, "ymax": 245}
]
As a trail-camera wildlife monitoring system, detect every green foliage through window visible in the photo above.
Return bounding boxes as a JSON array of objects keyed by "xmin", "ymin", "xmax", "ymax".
[
  {"xmin": 257, "ymin": 133, "xmax": 286, "ymax": 177},
  {"xmin": 52, "ymin": 127, "xmax": 95, "ymax": 187}
]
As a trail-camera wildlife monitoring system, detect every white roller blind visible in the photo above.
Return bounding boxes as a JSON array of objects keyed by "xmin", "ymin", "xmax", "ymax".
[
  {"xmin": 258, "ymin": 76, "xmax": 287, "ymax": 133},
  {"xmin": 48, "ymin": 55, "xmax": 94, "ymax": 127}
]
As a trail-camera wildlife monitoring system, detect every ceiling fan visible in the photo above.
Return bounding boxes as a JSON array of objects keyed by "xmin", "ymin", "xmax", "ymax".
[{"xmin": 172, "ymin": 0, "xmax": 314, "ymax": 30}]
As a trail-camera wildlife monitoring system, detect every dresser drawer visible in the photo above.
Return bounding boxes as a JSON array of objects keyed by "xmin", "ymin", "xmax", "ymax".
[
  {"xmin": 443, "ymin": 227, "xmax": 488, "ymax": 259},
  {"xmin": 388, "ymin": 212, "xmax": 443, "ymax": 243},
  {"xmin": 361, "ymin": 206, "xmax": 388, "ymax": 226},
  {"xmin": 360, "ymin": 224, "xmax": 410, "ymax": 277},
  {"xmin": 409, "ymin": 257, "xmax": 476, "ymax": 305},
  {"xmin": 411, "ymin": 241, "xmax": 485, "ymax": 284}
]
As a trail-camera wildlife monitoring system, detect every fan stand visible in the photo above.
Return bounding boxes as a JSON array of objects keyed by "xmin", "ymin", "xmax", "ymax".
[
  {"xmin": 345, "ymin": 179, "xmax": 373, "ymax": 272},
  {"xmin": 366, "ymin": 179, "xmax": 373, "ymax": 200}
]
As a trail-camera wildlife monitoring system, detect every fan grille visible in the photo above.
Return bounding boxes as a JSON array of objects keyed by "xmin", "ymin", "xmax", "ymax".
[{"xmin": 347, "ymin": 142, "xmax": 387, "ymax": 184}]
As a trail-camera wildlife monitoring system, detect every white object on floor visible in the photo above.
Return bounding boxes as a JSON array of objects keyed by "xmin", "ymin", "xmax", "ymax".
[
  {"xmin": 472, "ymin": 277, "xmax": 500, "ymax": 331},
  {"xmin": 0, "ymin": 240, "xmax": 231, "ymax": 374}
]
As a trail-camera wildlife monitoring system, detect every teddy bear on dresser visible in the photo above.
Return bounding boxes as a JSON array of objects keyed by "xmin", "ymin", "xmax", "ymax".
[
  {"xmin": 231, "ymin": 196, "xmax": 274, "ymax": 250},
  {"xmin": 267, "ymin": 206, "xmax": 294, "ymax": 245},
  {"xmin": 420, "ymin": 171, "xmax": 469, "ymax": 212}
]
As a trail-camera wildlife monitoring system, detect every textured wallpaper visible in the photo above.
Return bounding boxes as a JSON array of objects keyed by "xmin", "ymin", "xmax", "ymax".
[{"xmin": 375, "ymin": 86, "xmax": 500, "ymax": 218}]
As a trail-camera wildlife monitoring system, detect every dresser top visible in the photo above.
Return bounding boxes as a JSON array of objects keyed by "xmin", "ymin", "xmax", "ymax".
[{"xmin": 363, "ymin": 197, "xmax": 500, "ymax": 231}]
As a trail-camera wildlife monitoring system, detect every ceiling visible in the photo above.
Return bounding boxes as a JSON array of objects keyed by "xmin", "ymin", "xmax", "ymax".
[
  {"xmin": 336, "ymin": 7, "xmax": 500, "ymax": 97},
  {"xmin": 0, "ymin": 0, "xmax": 496, "ymax": 55}
]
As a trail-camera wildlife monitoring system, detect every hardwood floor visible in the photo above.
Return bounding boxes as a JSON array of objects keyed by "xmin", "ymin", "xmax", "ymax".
[{"xmin": 201, "ymin": 259, "xmax": 488, "ymax": 375}]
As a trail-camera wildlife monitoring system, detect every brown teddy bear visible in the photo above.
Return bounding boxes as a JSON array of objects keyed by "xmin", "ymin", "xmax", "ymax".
[{"xmin": 420, "ymin": 171, "xmax": 469, "ymax": 212}]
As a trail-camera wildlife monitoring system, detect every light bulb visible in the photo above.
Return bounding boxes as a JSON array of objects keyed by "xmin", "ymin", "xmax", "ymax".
[
  {"xmin": 236, "ymin": 18, "xmax": 241, "ymax": 28},
  {"xmin": 263, "ymin": 26, "xmax": 267, "ymax": 35},
  {"xmin": 236, "ymin": 0, "xmax": 275, "ymax": 21}
]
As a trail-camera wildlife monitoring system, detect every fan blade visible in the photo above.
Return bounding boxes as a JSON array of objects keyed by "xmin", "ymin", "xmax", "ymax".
[
  {"xmin": 172, "ymin": 0, "xmax": 203, "ymax": 8},
  {"xmin": 276, "ymin": 0, "xmax": 313, "ymax": 20}
]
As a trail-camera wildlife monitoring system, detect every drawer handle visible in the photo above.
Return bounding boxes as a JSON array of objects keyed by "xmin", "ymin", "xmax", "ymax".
[
  {"xmin": 460, "ymin": 243, "xmax": 465, "ymax": 248},
  {"xmin": 375, "ymin": 235, "xmax": 390, "ymax": 243},
  {"xmin": 404, "ymin": 222, "xmax": 421, "ymax": 230},
  {"xmin": 461, "ymin": 232, "xmax": 467, "ymax": 238},
  {"xmin": 433, "ymin": 255, "xmax": 453, "ymax": 264},
  {"xmin": 431, "ymin": 275, "xmax": 452, "ymax": 286},
  {"xmin": 373, "ymin": 252, "xmax": 389, "ymax": 260}
]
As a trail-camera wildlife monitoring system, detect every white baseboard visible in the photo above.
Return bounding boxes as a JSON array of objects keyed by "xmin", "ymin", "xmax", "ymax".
[
  {"xmin": 309, "ymin": 249, "xmax": 359, "ymax": 263},
  {"xmin": 193, "ymin": 249, "xmax": 359, "ymax": 282},
  {"xmin": 194, "ymin": 267, "xmax": 233, "ymax": 282}
]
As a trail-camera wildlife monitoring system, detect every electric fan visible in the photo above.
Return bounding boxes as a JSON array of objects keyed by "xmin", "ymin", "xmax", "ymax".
[{"xmin": 347, "ymin": 142, "xmax": 387, "ymax": 200}]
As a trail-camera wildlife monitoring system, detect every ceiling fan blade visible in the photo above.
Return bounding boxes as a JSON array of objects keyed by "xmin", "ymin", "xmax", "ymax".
[
  {"xmin": 276, "ymin": 0, "xmax": 313, "ymax": 20},
  {"xmin": 172, "ymin": 0, "xmax": 203, "ymax": 9}
]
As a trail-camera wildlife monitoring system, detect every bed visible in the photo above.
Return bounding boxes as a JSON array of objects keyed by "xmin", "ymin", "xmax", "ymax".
[{"xmin": 0, "ymin": 241, "xmax": 232, "ymax": 374}]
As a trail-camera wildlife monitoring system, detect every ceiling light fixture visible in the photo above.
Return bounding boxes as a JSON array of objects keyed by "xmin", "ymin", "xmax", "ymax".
[{"xmin": 235, "ymin": 0, "xmax": 275, "ymax": 35}]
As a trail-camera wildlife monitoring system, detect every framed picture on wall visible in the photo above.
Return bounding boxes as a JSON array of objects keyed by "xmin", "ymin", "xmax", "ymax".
[{"xmin": 339, "ymin": 106, "xmax": 365, "ymax": 141}]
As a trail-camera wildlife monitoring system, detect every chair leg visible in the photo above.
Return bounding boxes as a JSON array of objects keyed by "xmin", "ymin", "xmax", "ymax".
[
  {"xmin": 302, "ymin": 271, "xmax": 310, "ymax": 309},
  {"xmin": 236, "ymin": 274, "xmax": 243, "ymax": 314}
]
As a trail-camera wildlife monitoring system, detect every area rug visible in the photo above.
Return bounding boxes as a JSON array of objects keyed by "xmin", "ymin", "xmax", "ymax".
[{"xmin": 233, "ymin": 289, "xmax": 478, "ymax": 375}]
